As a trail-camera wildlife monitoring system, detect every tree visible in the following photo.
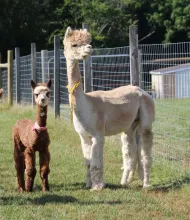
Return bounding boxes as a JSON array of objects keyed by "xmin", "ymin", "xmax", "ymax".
[
  {"xmin": 149, "ymin": 0, "xmax": 190, "ymax": 43},
  {"xmin": 0, "ymin": 0, "xmax": 50, "ymax": 59},
  {"xmin": 1, "ymin": 0, "xmax": 190, "ymax": 61}
]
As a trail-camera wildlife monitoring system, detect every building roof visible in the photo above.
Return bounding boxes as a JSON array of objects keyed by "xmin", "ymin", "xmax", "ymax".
[{"xmin": 150, "ymin": 63, "xmax": 190, "ymax": 75}]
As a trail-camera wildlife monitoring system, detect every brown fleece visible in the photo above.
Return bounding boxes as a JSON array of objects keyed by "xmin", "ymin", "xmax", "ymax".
[{"xmin": 12, "ymin": 82, "xmax": 51, "ymax": 192}]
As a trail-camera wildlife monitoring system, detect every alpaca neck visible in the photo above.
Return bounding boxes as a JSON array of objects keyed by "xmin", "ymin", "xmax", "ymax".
[
  {"xmin": 36, "ymin": 105, "xmax": 48, "ymax": 127},
  {"xmin": 67, "ymin": 59, "xmax": 82, "ymax": 88},
  {"xmin": 66, "ymin": 58, "xmax": 85, "ymax": 96}
]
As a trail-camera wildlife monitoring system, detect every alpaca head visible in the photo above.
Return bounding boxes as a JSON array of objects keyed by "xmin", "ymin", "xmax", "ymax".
[
  {"xmin": 63, "ymin": 27, "xmax": 93, "ymax": 60},
  {"xmin": 31, "ymin": 79, "xmax": 52, "ymax": 107}
]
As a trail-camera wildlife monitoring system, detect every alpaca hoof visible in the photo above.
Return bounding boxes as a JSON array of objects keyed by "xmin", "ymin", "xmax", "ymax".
[
  {"xmin": 90, "ymin": 183, "xmax": 104, "ymax": 191},
  {"xmin": 143, "ymin": 184, "xmax": 150, "ymax": 188},
  {"xmin": 42, "ymin": 185, "xmax": 50, "ymax": 192},
  {"xmin": 85, "ymin": 182, "xmax": 92, "ymax": 189},
  {"xmin": 26, "ymin": 189, "xmax": 33, "ymax": 192},
  {"xmin": 42, "ymin": 188, "xmax": 49, "ymax": 192},
  {"xmin": 18, "ymin": 187, "xmax": 25, "ymax": 193},
  {"xmin": 120, "ymin": 178, "xmax": 127, "ymax": 185}
]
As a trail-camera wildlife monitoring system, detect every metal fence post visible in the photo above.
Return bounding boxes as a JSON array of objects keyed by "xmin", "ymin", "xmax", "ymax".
[
  {"xmin": 54, "ymin": 35, "xmax": 60, "ymax": 118},
  {"xmin": 82, "ymin": 23, "xmax": 92, "ymax": 92},
  {"xmin": 7, "ymin": 50, "xmax": 13, "ymax": 106},
  {"xmin": 41, "ymin": 50, "xmax": 48, "ymax": 82},
  {"xmin": 129, "ymin": 25, "xmax": 140, "ymax": 86},
  {"xmin": 15, "ymin": 47, "xmax": 20, "ymax": 104},
  {"xmin": 31, "ymin": 43, "xmax": 36, "ymax": 105}
]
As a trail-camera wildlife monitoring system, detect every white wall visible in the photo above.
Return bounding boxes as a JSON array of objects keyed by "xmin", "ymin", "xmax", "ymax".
[
  {"xmin": 152, "ymin": 75, "xmax": 164, "ymax": 99},
  {"xmin": 176, "ymin": 70, "xmax": 190, "ymax": 98}
]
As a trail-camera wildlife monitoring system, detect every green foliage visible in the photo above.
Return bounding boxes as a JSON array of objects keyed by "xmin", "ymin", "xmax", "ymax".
[
  {"xmin": 0, "ymin": 0, "xmax": 46, "ymax": 53},
  {"xmin": 149, "ymin": 0, "xmax": 190, "ymax": 42},
  {"xmin": 1, "ymin": 0, "xmax": 190, "ymax": 59}
]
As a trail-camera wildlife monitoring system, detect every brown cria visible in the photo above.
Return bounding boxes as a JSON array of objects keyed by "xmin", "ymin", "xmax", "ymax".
[{"xmin": 12, "ymin": 79, "xmax": 52, "ymax": 192}]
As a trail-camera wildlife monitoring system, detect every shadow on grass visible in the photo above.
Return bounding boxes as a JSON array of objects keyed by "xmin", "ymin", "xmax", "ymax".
[
  {"xmin": 105, "ymin": 183, "xmax": 127, "ymax": 190},
  {"xmin": 50, "ymin": 182, "xmax": 86, "ymax": 191},
  {"xmin": 0, "ymin": 194, "xmax": 78, "ymax": 206},
  {"xmin": 0, "ymin": 194, "xmax": 122, "ymax": 206},
  {"xmin": 50, "ymin": 182, "xmax": 126, "ymax": 191},
  {"xmin": 151, "ymin": 176, "xmax": 190, "ymax": 193},
  {"xmin": 33, "ymin": 195, "xmax": 78, "ymax": 205}
]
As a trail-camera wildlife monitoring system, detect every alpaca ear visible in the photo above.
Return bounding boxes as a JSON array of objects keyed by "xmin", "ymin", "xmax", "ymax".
[
  {"xmin": 46, "ymin": 79, "xmax": 52, "ymax": 89},
  {"xmin": 31, "ymin": 80, "xmax": 36, "ymax": 89},
  {"xmin": 65, "ymin": 26, "xmax": 73, "ymax": 37}
]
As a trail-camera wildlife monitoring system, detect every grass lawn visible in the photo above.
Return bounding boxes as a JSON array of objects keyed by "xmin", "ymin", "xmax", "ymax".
[
  {"xmin": 0, "ymin": 103, "xmax": 189, "ymax": 220},
  {"xmin": 153, "ymin": 99, "xmax": 190, "ymax": 175}
]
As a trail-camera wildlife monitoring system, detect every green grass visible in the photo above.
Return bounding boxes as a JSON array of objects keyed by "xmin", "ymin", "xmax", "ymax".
[
  {"xmin": 0, "ymin": 103, "xmax": 190, "ymax": 220},
  {"xmin": 153, "ymin": 98, "xmax": 190, "ymax": 175}
]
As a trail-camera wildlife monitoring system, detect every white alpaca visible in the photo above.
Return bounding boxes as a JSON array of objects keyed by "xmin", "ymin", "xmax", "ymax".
[{"xmin": 63, "ymin": 27, "xmax": 155, "ymax": 190}]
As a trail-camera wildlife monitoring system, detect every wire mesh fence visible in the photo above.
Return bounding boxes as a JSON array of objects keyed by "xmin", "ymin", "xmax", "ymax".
[
  {"xmin": 0, "ymin": 41, "xmax": 189, "ymax": 177},
  {"xmin": 140, "ymin": 42, "xmax": 190, "ymax": 176},
  {"xmin": 19, "ymin": 55, "xmax": 32, "ymax": 104},
  {"xmin": 1, "ymin": 68, "xmax": 8, "ymax": 98},
  {"xmin": 91, "ymin": 46, "xmax": 130, "ymax": 91}
]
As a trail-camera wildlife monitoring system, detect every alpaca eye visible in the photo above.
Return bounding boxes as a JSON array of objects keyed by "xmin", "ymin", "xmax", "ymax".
[
  {"xmin": 46, "ymin": 92, "xmax": 50, "ymax": 97},
  {"xmin": 72, "ymin": 44, "xmax": 78, "ymax": 47},
  {"xmin": 35, "ymin": 94, "xmax": 38, "ymax": 97}
]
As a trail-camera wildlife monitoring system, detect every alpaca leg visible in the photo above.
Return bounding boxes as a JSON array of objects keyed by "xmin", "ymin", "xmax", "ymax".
[
  {"xmin": 137, "ymin": 144, "xmax": 144, "ymax": 181},
  {"xmin": 120, "ymin": 131, "xmax": 137, "ymax": 185},
  {"xmin": 14, "ymin": 147, "xmax": 25, "ymax": 192},
  {"xmin": 90, "ymin": 134, "xmax": 104, "ymax": 191},
  {"xmin": 39, "ymin": 149, "xmax": 50, "ymax": 191},
  {"xmin": 141, "ymin": 129, "xmax": 153, "ymax": 188},
  {"xmin": 24, "ymin": 148, "xmax": 36, "ymax": 192},
  {"xmin": 135, "ymin": 129, "xmax": 144, "ymax": 181},
  {"xmin": 79, "ymin": 135, "xmax": 92, "ymax": 188}
]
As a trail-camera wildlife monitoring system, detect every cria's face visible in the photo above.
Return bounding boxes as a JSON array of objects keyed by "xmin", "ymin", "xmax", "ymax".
[{"xmin": 33, "ymin": 86, "xmax": 50, "ymax": 106}]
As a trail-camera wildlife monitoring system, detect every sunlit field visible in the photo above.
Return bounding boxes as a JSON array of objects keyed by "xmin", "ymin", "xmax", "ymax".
[{"xmin": 0, "ymin": 103, "xmax": 189, "ymax": 220}]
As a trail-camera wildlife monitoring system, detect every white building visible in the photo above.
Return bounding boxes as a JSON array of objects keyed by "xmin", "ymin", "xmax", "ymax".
[{"xmin": 150, "ymin": 63, "xmax": 190, "ymax": 99}]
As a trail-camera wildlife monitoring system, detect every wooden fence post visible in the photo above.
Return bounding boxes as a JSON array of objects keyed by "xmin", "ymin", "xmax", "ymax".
[
  {"xmin": 129, "ymin": 25, "xmax": 140, "ymax": 86},
  {"xmin": 15, "ymin": 47, "xmax": 20, "ymax": 104},
  {"xmin": 54, "ymin": 35, "xmax": 60, "ymax": 118},
  {"xmin": 138, "ymin": 49, "xmax": 144, "ymax": 90},
  {"xmin": 129, "ymin": 26, "xmax": 140, "ymax": 146},
  {"xmin": 31, "ymin": 43, "xmax": 36, "ymax": 105},
  {"xmin": 7, "ymin": 50, "xmax": 13, "ymax": 106},
  {"xmin": 82, "ymin": 23, "xmax": 92, "ymax": 92},
  {"xmin": 41, "ymin": 50, "xmax": 48, "ymax": 82}
]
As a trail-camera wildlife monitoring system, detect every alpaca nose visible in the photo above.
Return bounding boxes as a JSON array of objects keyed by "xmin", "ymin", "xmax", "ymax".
[
  {"xmin": 87, "ymin": 45, "xmax": 92, "ymax": 49},
  {"xmin": 41, "ymin": 98, "xmax": 45, "ymax": 103}
]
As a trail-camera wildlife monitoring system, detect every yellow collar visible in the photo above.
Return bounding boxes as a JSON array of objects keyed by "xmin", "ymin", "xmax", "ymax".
[
  {"xmin": 66, "ymin": 81, "xmax": 81, "ymax": 122},
  {"xmin": 66, "ymin": 81, "xmax": 81, "ymax": 94}
]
